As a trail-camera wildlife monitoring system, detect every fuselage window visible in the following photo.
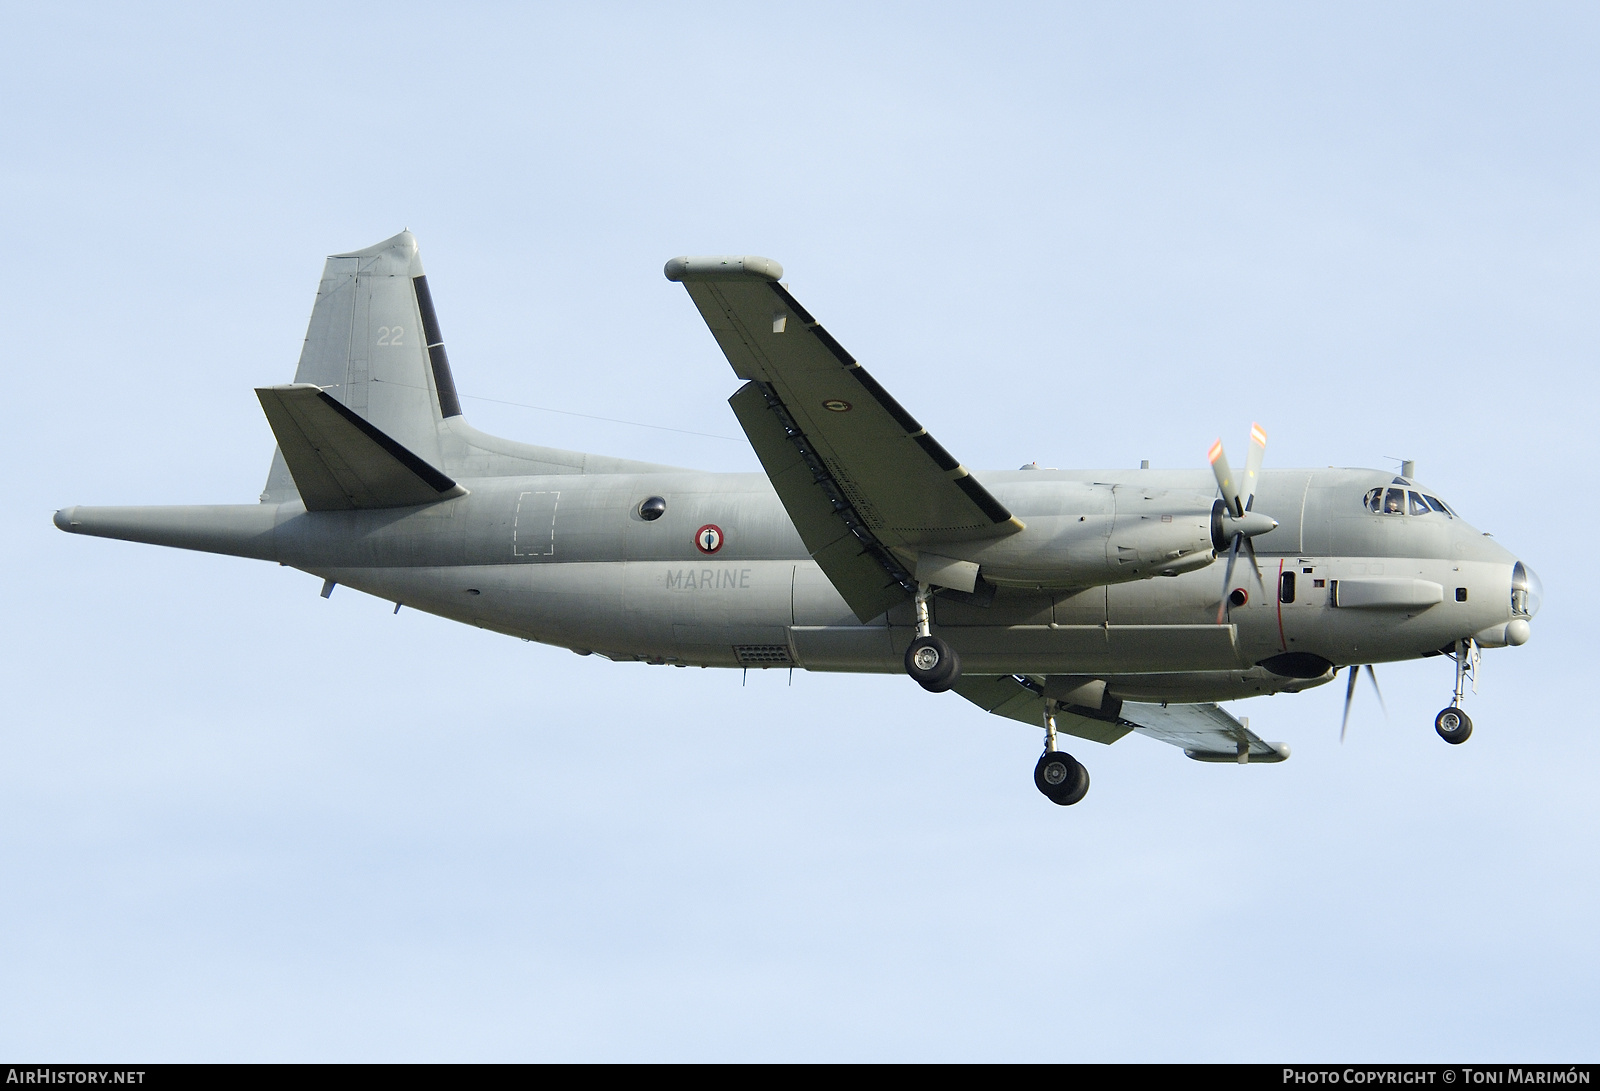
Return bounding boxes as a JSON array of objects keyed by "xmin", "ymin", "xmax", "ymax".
[
  {"xmin": 1279, "ymin": 571, "xmax": 1296, "ymax": 603},
  {"xmin": 1408, "ymin": 491, "xmax": 1431, "ymax": 516}
]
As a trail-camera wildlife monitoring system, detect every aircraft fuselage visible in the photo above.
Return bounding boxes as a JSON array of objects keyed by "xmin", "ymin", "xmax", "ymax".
[{"xmin": 55, "ymin": 464, "xmax": 1523, "ymax": 704}]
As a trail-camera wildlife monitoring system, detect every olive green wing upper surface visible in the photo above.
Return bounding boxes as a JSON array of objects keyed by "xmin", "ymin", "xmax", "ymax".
[{"xmin": 668, "ymin": 256, "xmax": 1022, "ymax": 620}]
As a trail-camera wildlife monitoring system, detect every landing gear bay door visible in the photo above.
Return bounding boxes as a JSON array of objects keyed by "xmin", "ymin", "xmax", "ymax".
[{"xmin": 667, "ymin": 255, "xmax": 1023, "ymax": 622}]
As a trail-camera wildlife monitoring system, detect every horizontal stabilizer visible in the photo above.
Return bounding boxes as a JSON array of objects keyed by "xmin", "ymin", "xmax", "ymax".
[{"xmin": 256, "ymin": 385, "xmax": 467, "ymax": 511}]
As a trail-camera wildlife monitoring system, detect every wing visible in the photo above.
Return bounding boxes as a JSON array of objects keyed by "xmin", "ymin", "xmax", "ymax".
[
  {"xmin": 952, "ymin": 674, "xmax": 1132, "ymax": 746},
  {"xmin": 667, "ymin": 256, "xmax": 1023, "ymax": 621},
  {"xmin": 1121, "ymin": 701, "xmax": 1290, "ymax": 763},
  {"xmin": 953, "ymin": 675, "xmax": 1290, "ymax": 762}
]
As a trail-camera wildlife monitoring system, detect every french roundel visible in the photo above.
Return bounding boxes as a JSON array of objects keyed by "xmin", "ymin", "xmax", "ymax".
[{"xmin": 695, "ymin": 524, "xmax": 724, "ymax": 554}]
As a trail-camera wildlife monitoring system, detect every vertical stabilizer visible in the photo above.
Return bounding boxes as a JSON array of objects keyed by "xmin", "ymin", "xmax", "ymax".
[{"xmin": 262, "ymin": 231, "xmax": 462, "ymax": 503}]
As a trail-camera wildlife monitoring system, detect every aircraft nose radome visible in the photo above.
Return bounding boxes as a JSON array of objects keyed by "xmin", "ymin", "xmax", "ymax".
[{"xmin": 53, "ymin": 507, "xmax": 79, "ymax": 532}]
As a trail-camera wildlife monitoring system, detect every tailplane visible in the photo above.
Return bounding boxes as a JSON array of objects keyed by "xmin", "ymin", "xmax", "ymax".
[{"xmin": 257, "ymin": 384, "xmax": 467, "ymax": 510}]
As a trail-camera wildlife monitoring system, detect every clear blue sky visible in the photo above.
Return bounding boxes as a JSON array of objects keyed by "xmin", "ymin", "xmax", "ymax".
[{"xmin": 3, "ymin": 3, "xmax": 1595, "ymax": 1060}]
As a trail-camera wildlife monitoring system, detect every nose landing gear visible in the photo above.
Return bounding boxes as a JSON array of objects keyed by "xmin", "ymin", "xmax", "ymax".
[
  {"xmin": 1035, "ymin": 705, "xmax": 1090, "ymax": 806},
  {"xmin": 1434, "ymin": 638, "xmax": 1479, "ymax": 745}
]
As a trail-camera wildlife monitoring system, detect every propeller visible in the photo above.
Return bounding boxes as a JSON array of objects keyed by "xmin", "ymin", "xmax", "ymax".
[
  {"xmin": 1338, "ymin": 664, "xmax": 1388, "ymax": 742},
  {"xmin": 1209, "ymin": 423, "xmax": 1278, "ymax": 624}
]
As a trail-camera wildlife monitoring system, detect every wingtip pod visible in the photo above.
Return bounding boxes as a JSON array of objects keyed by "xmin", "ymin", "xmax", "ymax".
[
  {"xmin": 664, "ymin": 256, "xmax": 783, "ymax": 282},
  {"xmin": 53, "ymin": 507, "xmax": 78, "ymax": 532}
]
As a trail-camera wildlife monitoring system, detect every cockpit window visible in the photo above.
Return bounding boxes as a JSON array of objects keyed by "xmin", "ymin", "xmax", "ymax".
[{"xmin": 1364, "ymin": 485, "xmax": 1459, "ymax": 518}]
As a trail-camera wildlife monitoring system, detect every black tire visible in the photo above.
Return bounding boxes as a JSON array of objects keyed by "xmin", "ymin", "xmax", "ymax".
[
  {"xmin": 1440, "ymin": 703, "xmax": 1472, "ymax": 739},
  {"xmin": 1435, "ymin": 706, "xmax": 1473, "ymax": 745},
  {"xmin": 1034, "ymin": 750, "xmax": 1090, "ymax": 806},
  {"xmin": 904, "ymin": 635, "xmax": 961, "ymax": 692}
]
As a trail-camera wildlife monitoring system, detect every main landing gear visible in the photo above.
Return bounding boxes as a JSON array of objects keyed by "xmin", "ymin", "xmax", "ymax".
[
  {"xmin": 904, "ymin": 583, "xmax": 961, "ymax": 692},
  {"xmin": 1035, "ymin": 704, "xmax": 1090, "ymax": 806},
  {"xmin": 1435, "ymin": 638, "xmax": 1479, "ymax": 745}
]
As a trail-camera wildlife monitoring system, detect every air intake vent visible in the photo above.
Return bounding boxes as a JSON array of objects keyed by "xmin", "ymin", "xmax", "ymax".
[{"xmin": 734, "ymin": 644, "xmax": 794, "ymax": 667}]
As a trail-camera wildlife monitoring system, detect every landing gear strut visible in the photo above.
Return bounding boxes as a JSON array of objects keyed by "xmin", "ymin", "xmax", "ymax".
[
  {"xmin": 1435, "ymin": 638, "xmax": 1478, "ymax": 745},
  {"xmin": 1035, "ymin": 703, "xmax": 1090, "ymax": 806},
  {"xmin": 904, "ymin": 583, "xmax": 961, "ymax": 692}
]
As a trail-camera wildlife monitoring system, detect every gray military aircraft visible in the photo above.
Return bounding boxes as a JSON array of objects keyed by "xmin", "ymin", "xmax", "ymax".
[{"xmin": 53, "ymin": 231, "xmax": 1541, "ymax": 805}]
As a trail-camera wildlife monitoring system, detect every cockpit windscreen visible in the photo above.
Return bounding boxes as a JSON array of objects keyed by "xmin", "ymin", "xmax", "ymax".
[{"xmin": 1365, "ymin": 486, "xmax": 1455, "ymax": 518}]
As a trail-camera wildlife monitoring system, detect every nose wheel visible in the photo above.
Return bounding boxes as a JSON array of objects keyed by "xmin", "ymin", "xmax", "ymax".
[
  {"xmin": 1435, "ymin": 706, "xmax": 1473, "ymax": 745},
  {"xmin": 1035, "ymin": 705, "xmax": 1090, "ymax": 806}
]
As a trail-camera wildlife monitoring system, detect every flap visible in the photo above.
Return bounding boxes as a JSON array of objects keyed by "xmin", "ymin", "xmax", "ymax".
[
  {"xmin": 256, "ymin": 385, "xmax": 467, "ymax": 511},
  {"xmin": 730, "ymin": 382, "xmax": 909, "ymax": 622}
]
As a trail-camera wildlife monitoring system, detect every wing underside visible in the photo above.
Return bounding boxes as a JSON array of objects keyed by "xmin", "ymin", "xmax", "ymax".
[{"xmin": 953, "ymin": 674, "xmax": 1290, "ymax": 762}]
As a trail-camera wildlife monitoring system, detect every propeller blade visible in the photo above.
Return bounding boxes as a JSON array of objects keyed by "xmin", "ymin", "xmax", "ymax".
[
  {"xmin": 1241, "ymin": 534, "xmax": 1268, "ymax": 601},
  {"xmin": 1215, "ymin": 533, "xmax": 1241, "ymax": 625},
  {"xmin": 1208, "ymin": 439, "xmax": 1240, "ymax": 516},
  {"xmin": 1240, "ymin": 422, "xmax": 1267, "ymax": 512},
  {"xmin": 1340, "ymin": 665, "xmax": 1359, "ymax": 743},
  {"xmin": 1364, "ymin": 664, "xmax": 1387, "ymax": 717}
]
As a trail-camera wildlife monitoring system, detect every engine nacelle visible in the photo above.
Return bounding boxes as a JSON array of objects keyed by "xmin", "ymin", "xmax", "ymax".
[{"xmin": 943, "ymin": 494, "xmax": 1220, "ymax": 590}]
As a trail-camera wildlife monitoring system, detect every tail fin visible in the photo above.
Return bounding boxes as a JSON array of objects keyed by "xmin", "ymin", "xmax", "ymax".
[{"xmin": 261, "ymin": 231, "xmax": 462, "ymax": 503}]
